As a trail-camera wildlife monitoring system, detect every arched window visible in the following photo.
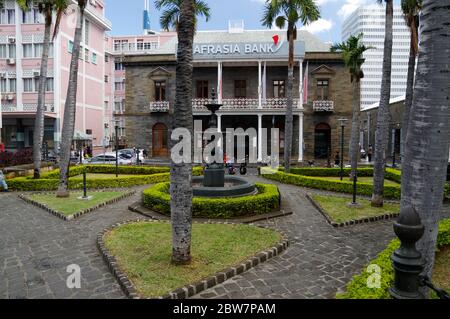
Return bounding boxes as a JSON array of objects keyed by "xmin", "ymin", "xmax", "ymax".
[
  {"xmin": 152, "ymin": 123, "xmax": 168, "ymax": 157},
  {"xmin": 314, "ymin": 123, "xmax": 331, "ymax": 159}
]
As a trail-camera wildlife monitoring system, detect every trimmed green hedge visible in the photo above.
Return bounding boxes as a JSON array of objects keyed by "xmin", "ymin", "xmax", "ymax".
[
  {"xmin": 8, "ymin": 165, "xmax": 203, "ymax": 191},
  {"xmin": 143, "ymin": 182, "xmax": 280, "ymax": 218},
  {"xmin": 284, "ymin": 167, "xmax": 374, "ymax": 177},
  {"xmin": 337, "ymin": 218, "xmax": 450, "ymax": 299},
  {"xmin": 262, "ymin": 170, "xmax": 401, "ymax": 199}
]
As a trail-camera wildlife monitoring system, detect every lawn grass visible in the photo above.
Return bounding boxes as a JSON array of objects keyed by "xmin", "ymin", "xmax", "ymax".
[
  {"xmin": 73, "ymin": 173, "xmax": 139, "ymax": 179},
  {"xmin": 312, "ymin": 176, "xmax": 400, "ymax": 186},
  {"xmin": 104, "ymin": 221, "xmax": 282, "ymax": 298},
  {"xmin": 433, "ymin": 246, "xmax": 450, "ymax": 295},
  {"xmin": 312, "ymin": 194, "xmax": 400, "ymax": 224},
  {"xmin": 27, "ymin": 191, "xmax": 126, "ymax": 216}
]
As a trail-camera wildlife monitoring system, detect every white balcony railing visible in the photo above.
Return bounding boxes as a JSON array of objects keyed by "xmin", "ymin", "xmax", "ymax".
[
  {"xmin": 150, "ymin": 101, "xmax": 170, "ymax": 112},
  {"xmin": 192, "ymin": 98, "xmax": 301, "ymax": 111},
  {"xmin": 1, "ymin": 104, "xmax": 17, "ymax": 112},
  {"xmin": 313, "ymin": 100, "xmax": 334, "ymax": 112}
]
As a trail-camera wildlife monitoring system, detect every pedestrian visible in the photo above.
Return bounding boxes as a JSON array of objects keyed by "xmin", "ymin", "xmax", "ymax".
[
  {"xmin": 334, "ymin": 152, "xmax": 340, "ymax": 166},
  {"xmin": 143, "ymin": 149, "xmax": 148, "ymax": 158},
  {"xmin": 368, "ymin": 145, "xmax": 373, "ymax": 163},
  {"xmin": 0, "ymin": 170, "xmax": 8, "ymax": 192}
]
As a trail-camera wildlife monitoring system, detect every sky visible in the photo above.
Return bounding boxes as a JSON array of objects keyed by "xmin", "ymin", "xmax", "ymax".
[{"xmin": 106, "ymin": 0, "xmax": 401, "ymax": 43}]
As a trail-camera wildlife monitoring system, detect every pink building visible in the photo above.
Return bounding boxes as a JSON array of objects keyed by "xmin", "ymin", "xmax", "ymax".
[{"xmin": 0, "ymin": 0, "xmax": 113, "ymax": 155}]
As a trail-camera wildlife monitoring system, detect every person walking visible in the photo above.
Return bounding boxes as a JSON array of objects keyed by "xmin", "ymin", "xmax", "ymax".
[
  {"xmin": 0, "ymin": 170, "xmax": 8, "ymax": 192},
  {"xmin": 367, "ymin": 145, "xmax": 373, "ymax": 163}
]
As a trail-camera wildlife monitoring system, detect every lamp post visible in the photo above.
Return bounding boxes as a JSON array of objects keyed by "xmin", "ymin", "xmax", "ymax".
[
  {"xmin": 115, "ymin": 125, "xmax": 119, "ymax": 178},
  {"xmin": 392, "ymin": 123, "xmax": 400, "ymax": 168},
  {"xmin": 338, "ymin": 118, "xmax": 348, "ymax": 181}
]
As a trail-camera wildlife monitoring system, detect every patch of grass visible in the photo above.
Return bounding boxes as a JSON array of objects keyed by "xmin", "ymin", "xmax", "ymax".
[
  {"xmin": 312, "ymin": 194, "xmax": 400, "ymax": 224},
  {"xmin": 27, "ymin": 191, "xmax": 126, "ymax": 216},
  {"xmin": 433, "ymin": 246, "xmax": 450, "ymax": 295},
  {"xmin": 73, "ymin": 173, "xmax": 139, "ymax": 179},
  {"xmin": 104, "ymin": 222, "xmax": 282, "ymax": 298},
  {"xmin": 312, "ymin": 176, "xmax": 399, "ymax": 186}
]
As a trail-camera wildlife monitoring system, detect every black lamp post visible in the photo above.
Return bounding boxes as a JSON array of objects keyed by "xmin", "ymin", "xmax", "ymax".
[
  {"xmin": 115, "ymin": 125, "xmax": 119, "ymax": 178},
  {"xmin": 338, "ymin": 118, "xmax": 348, "ymax": 181},
  {"xmin": 392, "ymin": 123, "xmax": 400, "ymax": 168}
]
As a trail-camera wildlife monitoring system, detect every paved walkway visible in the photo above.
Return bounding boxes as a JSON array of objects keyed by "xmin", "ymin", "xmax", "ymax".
[{"xmin": 0, "ymin": 180, "xmax": 448, "ymax": 299}]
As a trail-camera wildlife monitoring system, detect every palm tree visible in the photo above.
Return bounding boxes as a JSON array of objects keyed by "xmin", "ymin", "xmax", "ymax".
[
  {"xmin": 400, "ymin": 0, "xmax": 422, "ymax": 155},
  {"xmin": 168, "ymin": 0, "xmax": 196, "ymax": 264},
  {"xmin": 331, "ymin": 33, "xmax": 371, "ymax": 182},
  {"xmin": 155, "ymin": 0, "xmax": 210, "ymax": 32},
  {"xmin": 371, "ymin": 0, "xmax": 394, "ymax": 207},
  {"xmin": 19, "ymin": 1, "xmax": 68, "ymax": 179},
  {"xmin": 400, "ymin": 0, "xmax": 450, "ymax": 297},
  {"xmin": 56, "ymin": 0, "xmax": 86, "ymax": 198},
  {"xmin": 261, "ymin": 0, "xmax": 320, "ymax": 172}
]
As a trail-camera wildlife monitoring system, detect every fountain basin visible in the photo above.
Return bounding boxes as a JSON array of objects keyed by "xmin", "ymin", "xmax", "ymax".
[{"xmin": 192, "ymin": 176, "xmax": 256, "ymax": 198}]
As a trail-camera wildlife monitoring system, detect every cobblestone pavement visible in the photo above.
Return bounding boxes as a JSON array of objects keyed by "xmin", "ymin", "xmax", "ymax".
[
  {"xmin": 0, "ymin": 178, "xmax": 449, "ymax": 299},
  {"xmin": 0, "ymin": 187, "xmax": 148, "ymax": 299}
]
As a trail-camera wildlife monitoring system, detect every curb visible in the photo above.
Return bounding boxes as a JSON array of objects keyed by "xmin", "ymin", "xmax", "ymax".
[
  {"xmin": 305, "ymin": 193, "xmax": 399, "ymax": 228},
  {"xmin": 19, "ymin": 190, "xmax": 136, "ymax": 221},
  {"xmin": 97, "ymin": 219, "xmax": 289, "ymax": 299}
]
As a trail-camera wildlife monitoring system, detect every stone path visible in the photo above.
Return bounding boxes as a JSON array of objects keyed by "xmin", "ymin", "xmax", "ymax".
[{"xmin": 0, "ymin": 179, "xmax": 448, "ymax": 299}]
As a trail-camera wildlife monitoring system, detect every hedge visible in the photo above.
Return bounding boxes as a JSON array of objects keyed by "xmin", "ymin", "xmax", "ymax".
[
  {"xmin": 284, "ymin": 167, "xmax": 374, "ymax": 177},
  {"xmin": 143, "ymin": 182, "xmax": 280, "ymax": 219},
  {"xmin": 262, "ymin": 170, "xmax": 401, "ymax": 199},
  {"xmin": 8, "ymin": 165, "xmax": 203, "ymax": 191},
  {"xmin": 336, "ymin": 218, "xmax": 450, "ymax": 299}
]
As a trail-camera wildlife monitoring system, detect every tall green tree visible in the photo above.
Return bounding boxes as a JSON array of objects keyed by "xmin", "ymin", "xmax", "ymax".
[
  {"xmin": 155, "ymin": 0, "xmax": 210, "ymax": 32},
  {"xmin": 261, "ymin": 0, "xmax": 320, "ymax": 172},
  {"xmin": 400, "ymin": 0, "xmax": 421, "ymax": 155},
  {"xmin": 56, "ymin": 0, "xmax": 87, "ymax": 198},
  {"xmin": 371, "ymin": 0, "xmax": 394, "ymax": 207},
  {"xmin": 331, "ymin": 33, "xmax": 371, "ymax": 182},
  {"xmin": 400, "ymin": 0, "xmax": 450, "ymax": 297},
  {"xmin": 18, "ymin": 0, "xmax": 68, "ymax": 179},
  {"xmin": 168, "ymin": 0, "xmax": 196, "ymax": 264}
]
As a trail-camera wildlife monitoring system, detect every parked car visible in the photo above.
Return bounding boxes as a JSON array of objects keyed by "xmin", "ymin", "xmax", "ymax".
[
  {"xmin": 118, "ymin": 148, "xmax": 145, "ymax": 163},
  {"xmin": 84, "ymin": 153, "xmax": 133, "ymax": 165}
]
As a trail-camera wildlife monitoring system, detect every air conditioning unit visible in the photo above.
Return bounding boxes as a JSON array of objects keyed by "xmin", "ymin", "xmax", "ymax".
[
  {"xmin": 33, "ymin": 70, "xmax": 40, "ymax": 77},
  {"xmin": 6, "ymin": 94, "xmax": 14, "ymax": 101},
  {"xmin": 8, "ymin": 36, "xmax": 16, "ymax": 44},
  {"xmin": 6, "ymin": 58, "xmax": 15, "ymax": 65},
  {"xmin": 89, "ymin": 0, "xmax": 97, "ymax": 7}
]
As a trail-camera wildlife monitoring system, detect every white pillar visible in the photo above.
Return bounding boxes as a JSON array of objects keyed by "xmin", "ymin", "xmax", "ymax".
[
  {"xmin": 298, "ymin": 113, "xmax": 304, "ymax": 162},
  {"xmin": 299, "ymin": 59, "xmax": 303, "ymax": 109},
  {"xmin": 258, "ymin": 60, "xmax": 262, "ymax": 109},
  {"xmin": 217, "ymin": 114, "xmax": 222, "ymax": 132},
  {"xmin": 258, "ymin": 114, "xmax": 263, "ymax": 162},
  {"xmin": 217, "ymin": 61, "xmax": 222, "ymax": 103}
]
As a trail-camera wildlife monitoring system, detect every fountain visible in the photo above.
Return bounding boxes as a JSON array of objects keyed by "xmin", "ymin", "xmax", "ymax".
[{"xmin": 192, "ymin": 89, "xmax": 256, "ymax": 198}]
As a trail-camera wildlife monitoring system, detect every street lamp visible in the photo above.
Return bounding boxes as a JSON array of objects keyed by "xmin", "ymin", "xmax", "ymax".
[
  {"xmin": 392, "ymin": 123, "xmax": 401, "ymax": 168},
  {"xmin": 338, "ymin": 118, "xmax": 348, "ymax": 181},
  {"xmin": 115, "ymin": 125, "xmax": 119, "ymax": 178}
]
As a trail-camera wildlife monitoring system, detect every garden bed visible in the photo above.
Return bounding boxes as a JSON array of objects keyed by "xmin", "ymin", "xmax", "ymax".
[
  {"xmin": 336, "ymin": 218, "xmax": 450, "ymax": 299},
  {"xmin": 307, "ymin": 194, "xmax": 400, "ymax": 227},
  {"xmin": 98, "ymin": 220, "xmax": 288, "ymax": 299},
  {"xmin": 143, "ymin": 182, "xmax": 280, "ymax": 218},
  {"xmin": 19, "ymin": 190, "xmax": 135, "ymax": 221}
]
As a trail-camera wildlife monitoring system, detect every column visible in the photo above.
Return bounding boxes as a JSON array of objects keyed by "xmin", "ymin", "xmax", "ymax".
[
  {"xmin": 298, "ymin": 113, "xmax": 304, "ymax": 162},
  {"xmin": 258, "ymin": 114, "xmax": 263, "ymax": 162},
  {"xmin": 258, "ymin": 61, "xmax": 262, "ymax": 109},
  {"xmin": 217, "ymin": 61, "xmax": 222, "ymax": 104},
  {"xmin": 217, "ymin": 114, "xmax": 222, "ymax": 132},
  {"xmin": 299, "ymin": 59, "xmax": 303, "ymax": 109}
]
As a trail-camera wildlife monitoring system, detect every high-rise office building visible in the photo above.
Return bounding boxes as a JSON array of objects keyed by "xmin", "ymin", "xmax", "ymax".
[{"xmin": 342, "ymin": 5, "xmax": 411, "ymax": 110}]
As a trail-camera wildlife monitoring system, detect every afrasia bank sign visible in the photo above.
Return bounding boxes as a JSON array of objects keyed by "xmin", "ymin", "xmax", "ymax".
[{"xmin": 192, "ymin": 40, "xmax": 305, "ymax": 61}]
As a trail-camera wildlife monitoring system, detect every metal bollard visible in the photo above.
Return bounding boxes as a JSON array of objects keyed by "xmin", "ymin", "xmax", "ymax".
[
  {"xmin": 389, "ymin": 206, "xmax": 425, "ymax": 299},
  {"xmin": 83, "ymin": 169, "xmax": 87, "ymax": 199}
]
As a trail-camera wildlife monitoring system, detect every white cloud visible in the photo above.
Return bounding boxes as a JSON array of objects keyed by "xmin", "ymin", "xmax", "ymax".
[
  {"xmin": 300, "ymin": 18, "xmax": 333, "ymax": 34},
  {"xmin": 315, "ymin": 0, "xmax": 338, "ymax": 6},
  {"xmin": 338, "ymin": 0, "xmax": 369, "ymax": 20}
]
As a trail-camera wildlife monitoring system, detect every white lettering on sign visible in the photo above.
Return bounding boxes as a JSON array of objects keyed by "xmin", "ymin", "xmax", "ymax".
[{"xmin": 194, "ymin": 42, "xmax": 281, "ymax": 57}]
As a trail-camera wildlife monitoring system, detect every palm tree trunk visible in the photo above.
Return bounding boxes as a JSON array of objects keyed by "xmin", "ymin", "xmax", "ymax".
[
  {"xmin": 371, "ymin": 0, "xmax": 393, "ymax": 207},
  {"xmin": 56, "ymin": 3, "xmax": 85, "ymax": 197},
  {"xmin": 349, "ymin": 77, "xmax": 361, "ymax": 180},
  {"xmin": 33, "ymin": 12, "xmax": 52, "ymax": 179},
  {"xmin": 284, "ymin": 23, "xmax": 294, "ymax": 172},
  {"xmin": 400, "ymin": 0, "xmax": 450, "ymax": 297},
  {"xmin": 171, "ymin": 0, "xmax": 195, "ymax": 265},
  {"xmin": 401, "ymin": 28, "xmax": 417, "ymax": 159}
]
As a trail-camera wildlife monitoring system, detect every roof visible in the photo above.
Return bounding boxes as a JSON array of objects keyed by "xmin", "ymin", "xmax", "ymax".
[{"xmin": 362, "ymin": 94, "xmax": 406, "ymax": 111}]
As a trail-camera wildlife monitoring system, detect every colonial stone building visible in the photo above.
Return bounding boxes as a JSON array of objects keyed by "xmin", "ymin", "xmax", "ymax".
[{"xmin": 120, "ymin": 28, "xmax": 355, "ymax": 165}]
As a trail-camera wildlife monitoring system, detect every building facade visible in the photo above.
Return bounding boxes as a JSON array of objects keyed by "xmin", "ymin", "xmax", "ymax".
[
  {"xmin": 0, "ymin": 0, "xmax": 113, "ymax": 155},
  {"xmin": 121, "ymin": 28, "xmax": 355, "ymax": 164},
  {"xmin": 342, "ymin": 5, "xmax": 411, "ymax": 110}
]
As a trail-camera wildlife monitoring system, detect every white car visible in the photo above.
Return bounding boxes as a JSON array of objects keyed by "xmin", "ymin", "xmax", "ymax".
[{"xmin": 85, "ymin": 153, "xmax": 133, "ymax": 165}]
